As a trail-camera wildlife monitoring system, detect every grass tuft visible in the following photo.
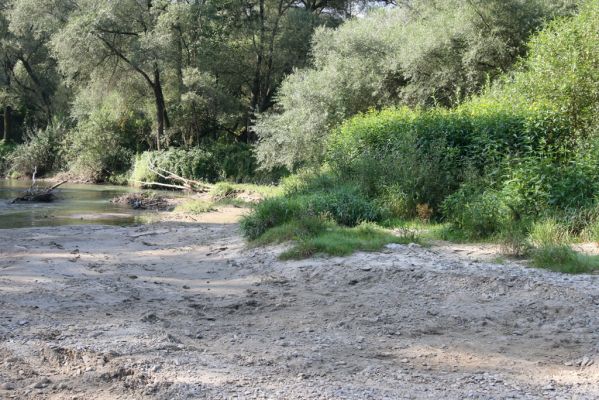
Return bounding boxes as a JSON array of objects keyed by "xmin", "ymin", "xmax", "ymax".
[
  {"xmin": 210, "ymin": 182, "xmax": 238, "ymax": 200},
  {"xmin": 531, "ymin": 245, "xmax": 599, "ymax": 274},
  {"xmin": 278, "ymin": 222, "xmax": 417, "ymax": 260},
  {"xmin": 175, "ymin": 199, "xmax": 215, "ymax": 215},
  {"xmin": 248, "ymin": 213, "xmax": 417, "ymax": 260}
]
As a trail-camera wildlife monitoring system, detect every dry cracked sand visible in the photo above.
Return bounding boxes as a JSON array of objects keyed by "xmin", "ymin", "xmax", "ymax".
[{"xmin": 1, "ymin": 209, "xmax": 599, "ymax": 399}]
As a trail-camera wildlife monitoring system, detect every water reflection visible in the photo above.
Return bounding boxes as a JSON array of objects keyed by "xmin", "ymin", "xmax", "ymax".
[{"xmin": 0, "ymin": 180, "xmax": 154, "ymax": 229}]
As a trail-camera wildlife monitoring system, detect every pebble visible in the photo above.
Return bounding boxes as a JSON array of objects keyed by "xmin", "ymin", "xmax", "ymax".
[
  {"xmin": 18, "ymin": 320, "xmax": 28, "ymax": 326},
  {"xmin": 0, "ymin": 382, "xmax": 15, "ymax": 390},
  {"xmin": 32, "ymin": 378, "xmax": 51, "ymax": 389}
]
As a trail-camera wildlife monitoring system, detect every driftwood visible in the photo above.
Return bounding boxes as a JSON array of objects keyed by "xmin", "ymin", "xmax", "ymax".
[
  {"xmin": 10, "ymin": 168, "xmax": 67, "ymax": 204},
  {"xmin": 111, "ymin": 192, "xmax": 170, "ymax": 210},
  {"xmin": 136, "ymin": 164, "xmax": 212, "ymax": 193}
]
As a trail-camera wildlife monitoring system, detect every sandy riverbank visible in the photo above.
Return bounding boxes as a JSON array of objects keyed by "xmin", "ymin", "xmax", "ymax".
[{"xmin": 1, "ymin": 209, "xmax": 598, "ymax": 399}]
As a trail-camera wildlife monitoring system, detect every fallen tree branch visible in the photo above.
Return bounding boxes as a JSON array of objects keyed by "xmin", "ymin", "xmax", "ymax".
[
  {"xmin": 10, "ymin": 180, "xmax": 67, "ymax": 204},
  {"xmin": 137, "ymin": 163, "xmax": 213, "ymax": 192},
  {"xmin": 129, "ymin": 180, "xmax": 196, "ymax": 191}
]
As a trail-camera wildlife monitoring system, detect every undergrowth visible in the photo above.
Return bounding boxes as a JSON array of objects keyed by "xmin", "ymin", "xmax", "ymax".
[
  {"xmin": 252, "ymin": 219, "xmax": 417, "ymax": 260},
  {"xmin": 174, "ymin": 199, "xmax": 215, "ymax": 215}
]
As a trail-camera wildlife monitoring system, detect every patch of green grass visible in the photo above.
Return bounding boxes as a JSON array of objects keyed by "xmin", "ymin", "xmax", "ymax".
[
  {"xmin": 249, "ymin": 214, "xmax": 417, "ymax": 260},
  {"xmin": 210, "ymin": 182, "xmax": 238, "ymax": 200},
  {"xmin": 279, "ymin": 222, "xmax": 418, "ymax": 260},
  {"xmin": 252, "ymin": 216, "xmax": 330, "ymax": 246},
  {"xmin": 382, "ymin": 218, "xmax": 486, "ymax": 244},
  {"xmin": 233, "ymin": 183, "xmax": 282, "ymax": 198},
  {"xmin": 211, "ymin": 182, "xmax": 282, "ymax": 201},
  {"xmin": 214, "ymin": 198, "xmax": 251, "ymax": 208},
  {"xmin": 528, "ymin": 219, "xmax": 572, "ymax": 247},
  {"xmin": 531, "ymin": 245, "xmax": 599, "ymax": 274},
  {"xmin": 175, "ymin": 199, "xmax": 215, "ymax": 215}
]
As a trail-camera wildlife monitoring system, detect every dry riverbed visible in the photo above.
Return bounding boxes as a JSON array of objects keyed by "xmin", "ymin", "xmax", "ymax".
[{"xmin": 1, "ymin": 208, "xmax": 599, "ymax": 399}]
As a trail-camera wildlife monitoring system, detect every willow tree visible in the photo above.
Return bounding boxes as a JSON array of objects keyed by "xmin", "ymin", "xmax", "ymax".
[
  {"xmin": 50, "ymin": 0, "xmax": 179, "ymax": 150},
  {"xmin": 1, "ymin": 0, "xmax": 64, "ymax": 134}
]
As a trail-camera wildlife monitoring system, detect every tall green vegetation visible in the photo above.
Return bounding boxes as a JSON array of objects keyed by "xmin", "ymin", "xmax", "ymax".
[
  {"xmin": 243, "ymin": 0, "xmax": 599, "ymax": 267},
  {"xmin": 255, "ymin": 0, "xmax": 578, "ymax": 170},
  {"xmin": 0, "ymin": 0, "xmax": 578, "ymax": 182},
  {"xmin": 0, "ymin": 0, "xmax": 368, "ymax": 181}
]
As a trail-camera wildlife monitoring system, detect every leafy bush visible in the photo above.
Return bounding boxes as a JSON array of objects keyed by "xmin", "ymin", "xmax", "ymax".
[
  {"xmin": 64, "ymin": 102, "xmax": 150, "ymax": 181},
  {"xmin": 0, "ymin": 140, "xmax": 16, "ymax": 175},
  {"xmin": 131, "ymin": 141, "xmax": 285, "ymax": 186},
  {"xmin": 255, "ymin": 0, "xmax": 574, "ymax": 170},
  {"xmin": 240, "ymin": 185, "xmax": 384, "ymax": 240},
  {"xmin": 130, "ymin": 148, "xmax": 219, "ymax": 184},
  {"xmin": 9, "ymin": 123, "xmax": 66, "ymax": 178},
  {"xmin": 240, "ymin": 196, "xmax": 305, "ymax": 241},
  {"xmin": 531, "ymin": 245, "xmax": 599, "ymax": 274},
  {"xmin": 442, "ymin": 186, "xmax": 510, "ymax": 239},
  {"xmin": 210, "ymin": 142, "xmax": 257, "ymax": 183},
  {"xmin": 210, "ymin": 182, "xmax": 237, "ymax": 200}
]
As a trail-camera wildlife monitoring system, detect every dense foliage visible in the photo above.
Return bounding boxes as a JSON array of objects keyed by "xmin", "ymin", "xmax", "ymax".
[
  {"xmin": 243, "ymin": 0, "xmax": 599, "ymax": 252},
  {"xmin": 1, "ymin": 0, "xmax": 376, "ymax": 180},
  {"xmin": 0, "ymin": 0, "xmax": 578, "ymax": 182},
  {"xmin": 255, "ymin": 0, "xmax": 578, "ymax": 170}
]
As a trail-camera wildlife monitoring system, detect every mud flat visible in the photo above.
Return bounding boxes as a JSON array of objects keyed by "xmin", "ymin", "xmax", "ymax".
[{"xmin": 1, "ymin": 210, "xmax": 598, "ymax": 399}]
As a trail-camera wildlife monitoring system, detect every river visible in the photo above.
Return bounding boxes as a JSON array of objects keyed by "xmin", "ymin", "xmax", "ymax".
[{"xmin": 0, "ymin": 180, "xmax": 151, "ymax": 229}]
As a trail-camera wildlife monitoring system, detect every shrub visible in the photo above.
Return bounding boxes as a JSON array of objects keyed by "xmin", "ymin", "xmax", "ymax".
[
  {"xmin": 499, "ymin": 220, "xmax": 532, "ymax": 257},
  {"xmin": 528, "ymin": 219, "xmax": 571, "ymax": 247},
  {"xmin": 0, "ymin": 140, "xmax": 16, "ymax": 175},
  {"xmin": 9, "ymin": 123, "xmax": 66, "ymax": 177},
  {"xmin": 442, "ymin": 186, "xmax": 510, "ymax": 239},
  {"xmin": 240, "ymin": 185, "xmax": 384, "ymax": 240},
  {"xmin": 254, "ymin": 1, "xmax": 572, "ymax": 170},
  {"xmin": 64, "ymin": 104, "xmax": 149, "ymax": 181},
  {"xmin": 531, "ymin": 245, "xmax": 599, "ymax": 274},
  {"xmin": 210, "ymin": 141, "xmax": 257, "ymax": 183},
  {"xmin": 240, "ymin": 196, "xmax": 305, "ymax": 240},
  {"xmin": 130, "ymin": 148, "xmax": 218, "ymax": 184},
  {"xmin": 210, "ymin": 182, "xmax": 237, "ymax": 200}
]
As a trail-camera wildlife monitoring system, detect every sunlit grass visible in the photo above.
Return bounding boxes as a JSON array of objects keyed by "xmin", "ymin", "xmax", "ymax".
[
  {"xmin": 251, "ymin": 218, "xmax": 418, "ymax": 260},
  {"xmin": 174, "ymin": 199, "xmax": 215, "ymax": 215},
  {"xmin": 531, "ymin": 245, "xmax": 599, "ymax": 274}
]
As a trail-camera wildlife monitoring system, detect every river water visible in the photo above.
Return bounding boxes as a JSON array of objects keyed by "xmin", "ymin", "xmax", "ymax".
[{"xmin": 0, "ymin": 180, "xmax": 150, "ymax": 229}]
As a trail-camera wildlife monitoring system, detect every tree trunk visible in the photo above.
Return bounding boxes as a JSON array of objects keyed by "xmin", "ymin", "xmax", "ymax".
[
  {"xmin": 153, "ymin": 68, "xmax": 168, "ymax": 151},
  {"xmin": 3, "ymin": 106, "xmax": 11, "ymax": 141}
]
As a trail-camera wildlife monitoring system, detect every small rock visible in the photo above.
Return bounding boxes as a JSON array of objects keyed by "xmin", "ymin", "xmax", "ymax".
[
  {"xmin": 1, "ymin": 383, "xmax": 15, "ymax": 390},
  {"xmin": 18, "ymin": 320, "xmax": 28, "ymax": 326},
  {"xmin": 182, "ymin": 285, "xmax": 191, "ymax": 289},
  {"xmin": 32, "ymin": 378, "xmax": 51, "ymax": 389},
  {"xmin": 401, "ymin": 359, "xmax": 409, "ymax": 363},
  {"xmin": 385, "ymin": 243, "xmax": 405, "ymax": 250},
  {"xmin": 150, "ymin": 365, "xmax": 161, "ymax": 373}
]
